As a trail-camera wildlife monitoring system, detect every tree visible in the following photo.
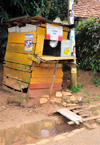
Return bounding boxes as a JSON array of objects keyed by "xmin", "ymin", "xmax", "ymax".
[{"xmin": 0, "ymin": 0, "xmax": 78, "ymax": 23}]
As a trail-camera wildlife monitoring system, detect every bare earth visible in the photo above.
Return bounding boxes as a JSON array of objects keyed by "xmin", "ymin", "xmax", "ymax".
[{"xmin": 0, "ymin": 62, "xmax": 100, "ymax": 130}]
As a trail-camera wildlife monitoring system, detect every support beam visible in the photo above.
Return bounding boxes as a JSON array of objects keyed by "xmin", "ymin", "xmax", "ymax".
[{"xmin": 70, "ymin": 67, "xmax": 77, "ymax": 88}]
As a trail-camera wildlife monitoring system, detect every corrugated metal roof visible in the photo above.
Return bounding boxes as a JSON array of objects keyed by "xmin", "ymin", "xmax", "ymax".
[{"xmin": 1, "ymin": 15, "xmax": 75, "ymax": 29}]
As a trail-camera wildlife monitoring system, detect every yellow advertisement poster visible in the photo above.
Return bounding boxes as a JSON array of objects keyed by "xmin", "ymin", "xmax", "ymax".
[{"xmin": 71, "ymin": 68, "xmax": 77, "ymax": 74}]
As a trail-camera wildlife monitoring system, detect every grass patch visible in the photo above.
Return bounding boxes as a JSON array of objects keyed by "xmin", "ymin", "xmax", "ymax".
[
  {"xmin": 86, "ymin": 98, "xmax": 91, "ymax": 103},
  {"xmin": 70, "ymin": 82, "xmax": 83, "ymax": 93},
  {"xmin": 84, "ymin": 94, "xmax": 87, "ymax": 98},
  {"xmin": 84, "ymin": 90, "xmax": 90, "ymax": 96}
]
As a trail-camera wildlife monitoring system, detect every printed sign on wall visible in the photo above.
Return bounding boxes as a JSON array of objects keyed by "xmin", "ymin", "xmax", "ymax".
[
  {"xmin": 46, "ymin": 23, "xmax": 63, "ymax": 41},
  {"xmin": 25, "ymin": 34, "xmax": 33, "ymax": 51}
]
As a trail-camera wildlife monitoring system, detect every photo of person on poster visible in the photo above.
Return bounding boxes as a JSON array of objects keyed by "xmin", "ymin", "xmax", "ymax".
[{"xmin": 71, "ymin": 45, "xmax": 76, "ymax": 57}]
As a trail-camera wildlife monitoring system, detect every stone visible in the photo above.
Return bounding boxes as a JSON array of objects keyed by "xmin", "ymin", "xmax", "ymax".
[
  {"xmin": 26, "ymin": 136, "xmax": 35, "ymax": 143},
  {"xmin": 62, "ymin": 91, "xmax": 72, "ymax": 96},
  {"xmin": 66, "ymin": 89, "xmax": 72, "ymax": 93},
  {"xmin": 41, "ymin": 130, "xmax": 50, "ymax": 138},
  {"xmin": 41, "ymin": 95, "xmax": 49, "ymax": 98},
  {"xmin": 66, "ymin": 104, "xmax": 77, "ymax": 107},
  {"xmin": 62, "ymin": 102, "xmax": 67, "ymax": 107},
  {"xmin": 76, "ymin": 97, "xmax": 83, "ymax": 103},
  {"xmin": 36, "ymin": 139, "xmax": 50, "ymax": 144},
  {"xmin": 44, "ymin": 122, "xmax": 52, "ymax": 127},
  {"xmin": 39, "ymin": 98, "xmax": 48, "ymax": 104},
  {"xmin": 56, "ymin": 91, "xmax": 62, "ymax": 98},
  {"xmin": 70, "ymin": 95, "xmax": 76, "ymax": 103},
  {"xmin": 67, "ymin": 132, "xmax": 74, "ymax": 137},
  {"xmin": 26, "ymin": 144, "xmax": 36, "ymax": 145},
  {"xmin": 73, "ymin": 129, "xmax": 81, "ymax": 133},
  {"xmin": 52, "ymin": 116, "xmax": 66, "ymax": 125},
  {"xmin": 54, "ymin": 98, "xmax": 62, "ymax": 104},
  {"xmin": 0, "ymin": 137, "xmax": 5, "ymax": 145},
  {"xmin": 54, "ymin": 135, "xmax": 66, "ymax": 141}
]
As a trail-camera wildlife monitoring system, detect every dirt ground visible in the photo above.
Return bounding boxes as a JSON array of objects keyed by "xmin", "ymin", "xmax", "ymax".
[{"xmin": 0, "ymin": 62, "xmax": 100, "ymax": 130}]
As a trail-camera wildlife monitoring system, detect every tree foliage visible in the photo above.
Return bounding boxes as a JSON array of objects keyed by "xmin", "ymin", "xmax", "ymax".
[
  {"xmin": 75, "ymin": 16, "xmax": 100, "ymax": 73},
  {"xmin": 0, "ymin": 0, "xmax": 69, "ymax": 23}
]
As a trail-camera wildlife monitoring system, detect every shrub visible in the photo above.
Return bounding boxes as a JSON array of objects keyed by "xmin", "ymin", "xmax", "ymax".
[{"xmin": 75, "ymin": 16, "xmax": 100, "ymax": 73}]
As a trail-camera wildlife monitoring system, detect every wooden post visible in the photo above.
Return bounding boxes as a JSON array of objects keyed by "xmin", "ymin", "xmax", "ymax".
[
  {"xmin": 70, "ymin": 67, "xmax": 77, "ymax": 88},
  {"xmin": 49, "ymin": 61, "xmax": 58, "ymax": 96}
]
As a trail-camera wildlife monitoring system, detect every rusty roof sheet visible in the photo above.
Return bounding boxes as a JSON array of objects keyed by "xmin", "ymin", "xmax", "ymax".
[{"xmin": 1, "ymin": 15, "xmax": 75, "ymax": 29}]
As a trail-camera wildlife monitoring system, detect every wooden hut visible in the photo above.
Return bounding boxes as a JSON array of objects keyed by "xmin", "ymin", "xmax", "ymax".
[{"xmin": 2, "ymin": 15, "xmax": 76, "ymax": 99}]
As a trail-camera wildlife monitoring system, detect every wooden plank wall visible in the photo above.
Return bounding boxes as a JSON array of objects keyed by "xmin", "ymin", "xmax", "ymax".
[
  {"xmin": 29, "ymin": 62, "xmax": 63, "ymax": 97},
  {"xmin": 4, "ymin": 23, "xmax": 69, "ymax": 95},
  {"xmin": 4, "ymin": 30, "xmax": 37, "ymax": 90}
]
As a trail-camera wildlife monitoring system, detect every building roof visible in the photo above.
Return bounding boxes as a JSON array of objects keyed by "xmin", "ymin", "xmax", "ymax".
[
  {"xmin": 0, "ymin": 15, "xmax": 75, "ymax": 29},
  {"xmin": 74, "ymin": 0, "xmax": 100, "ymax": 18}
]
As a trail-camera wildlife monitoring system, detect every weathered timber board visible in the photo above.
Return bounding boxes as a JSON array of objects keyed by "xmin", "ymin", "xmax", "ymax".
[
  {"xmin": 31, "ymin": 74, "xmax": 63, "ymax": 78},
  {"xmin": 63, "ymin": 31, "xmax": 68, "ymax": 39},
  {"xmin": 35, "ymin": 27, "xmax": 46, "ymax": 55},
  {"xmin": 6, "ymin": 43, "xmax": 36, "ymax": 54},
  {"xmin": 8, "ymin": 32, "xmax": 36, "ymax": 43},
  {"xmin": 63, "ymin": 27, "xmax": 70, "ymax": 32},
  {"xmin": 29, "ymin": 87, "xmax": 61, "ymax": 98},
  {"xmin": 4, "ymin": 67, "xmax": 31, "ymax": 83},
  {"xmin": 4, "ymin": 62, "xmax": 32, "ymax": 72},
  {"xmin": 37, "ymin": 27, "xmax": 46, "ymax": 37},
  {"xmin": 5, "ymin": 52, "xmax": 32, "ymax": 65},
  {"xmin": 3, "ymin": 76, "xmax": 28, "ymax": 91},
  {"xmin": 30, "ymin": 77, "xmax": 62, "ymax": 84},
  {"xmin": 32, "ymin": 62, "xmax": 63, "ymax": 68},
  {"xmin": 30, "ymin": 82, "xmax": 62, "ymax": 89},
  {"xmin": 35, "ymin": 34, "xmax": 45, "ymax": 55},
  {"xmin": 32, "ymin": 67, "xmax": 63, "ymax": 76},
  {"xmin": 57, "ymin": 108, "xmax": 82, "ymax": 125}
]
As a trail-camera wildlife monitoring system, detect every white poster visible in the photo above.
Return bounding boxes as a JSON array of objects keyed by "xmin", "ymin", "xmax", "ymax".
[
  {"xmin": 51, "ymin": 26, "xmax": 58, "ymax": 41},
  {"xmin": 46, "ymin": 23, "xmax": 63, "ymax": 41}
]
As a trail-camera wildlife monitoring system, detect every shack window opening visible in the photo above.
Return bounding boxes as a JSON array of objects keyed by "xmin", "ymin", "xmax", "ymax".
[{"xmin": 43, "ymin": 40, "xmax": 61, "ymax": 56}]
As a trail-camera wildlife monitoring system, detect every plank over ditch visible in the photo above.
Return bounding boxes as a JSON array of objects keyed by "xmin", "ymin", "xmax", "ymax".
[{"xmin": 57, "ymin": 108, "xmax": 82, "ymax": 125}]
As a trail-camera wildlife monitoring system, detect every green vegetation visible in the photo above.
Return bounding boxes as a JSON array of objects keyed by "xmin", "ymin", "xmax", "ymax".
[
  {"xmin": 98, "ymin": 121, "xmax": 100, "ymax": 124},
  {"xmin": 84, "ymin": 90, "xmax": 90, "ymax": 96},
  {"xmin": 71, "ymin": 82, "xmax": 83, "ymax": 93},
  {"xmin": 0, "ymin": 0, "xmax": 77, "ymax": 23},
  {"xmin": 86, "ymin": 98, "xmax": 91, "ymax": 103},
  {"xmin": 84, "ymin": 94, "xmax": 87, "ymax": 98},
  {"xmin": 92, "ymin": 76, "xmax": 100, "ymax": 86},
  {"xmin": 75, "ymin": 16, "xmax": 100, "ymax": 73}
]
